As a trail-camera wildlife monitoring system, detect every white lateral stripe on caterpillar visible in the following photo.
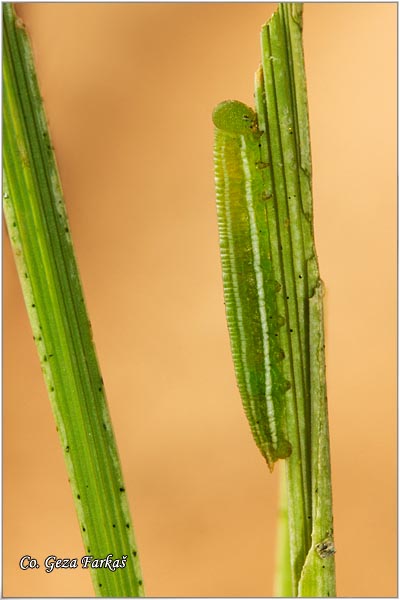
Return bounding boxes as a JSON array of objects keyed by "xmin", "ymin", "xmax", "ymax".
[{"xmin": 240, "ymin": 136, "xmax": 278, "ymax": 446}]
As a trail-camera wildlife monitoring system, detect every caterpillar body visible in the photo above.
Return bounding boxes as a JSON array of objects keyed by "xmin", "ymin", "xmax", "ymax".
[{"xmin": 213, "ymin": 100, "xmax": 291, "ymax": 470}]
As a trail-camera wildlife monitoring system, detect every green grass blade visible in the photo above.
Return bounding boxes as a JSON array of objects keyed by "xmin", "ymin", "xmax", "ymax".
[
  {"xmin": 298, "ymin": 282, "xmax": 335, "ymax": 597},
  {"xmin": 255, "ymin": 4, "xmax": 312, "ymax": 590},
  {"xmin": 3, "ymin": 4, "xmax": 144, "ymax": 596},
  {"xmin": 258, "ymin": 4, "xmax": 335, "ymax": 595}
]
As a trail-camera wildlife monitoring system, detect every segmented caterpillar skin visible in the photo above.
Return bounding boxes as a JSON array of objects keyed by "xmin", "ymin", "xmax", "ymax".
[{"xmin": 213, "ymin": 100, "xmax": 291, "ymax": 470}]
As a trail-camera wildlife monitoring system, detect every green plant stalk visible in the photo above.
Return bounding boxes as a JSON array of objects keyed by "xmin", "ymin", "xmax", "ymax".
[
  {"xmin": 256, "ymin": 5, "xmax": 335, "ymax": 595},
  {"xmin": 3, "ymin": 4, "xmax": 144, "ymax": 596},
  {"xmin": 274, "ymin": 465, "xmax": 292, "ymax": 597}
]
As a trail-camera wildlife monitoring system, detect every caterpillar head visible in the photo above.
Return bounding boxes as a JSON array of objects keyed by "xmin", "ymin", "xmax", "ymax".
[{"xmin": 212, "ymin": 100, "xmax": 258, "ymax": 136}]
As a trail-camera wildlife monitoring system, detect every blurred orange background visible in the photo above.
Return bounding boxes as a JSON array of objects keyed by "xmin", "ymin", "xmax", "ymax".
[{"xmin": 4, "ymin": 3, "xmax": 396, "ymax": 597}]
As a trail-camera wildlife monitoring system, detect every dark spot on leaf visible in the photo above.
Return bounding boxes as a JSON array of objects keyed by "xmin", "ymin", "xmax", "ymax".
[
  {"xmin": 77, "ymin": 494, "xmax": 80, "ymax": 499},
  {"xmin": 255, "ymin": 160, "xmax": 269, "ymax": 170},
  {"xmin": 120, "ymin": 487, "xmax": 125, "ymax": 492}
]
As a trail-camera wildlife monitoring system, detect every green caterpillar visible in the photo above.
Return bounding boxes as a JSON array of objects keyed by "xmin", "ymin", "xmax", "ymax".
[{"xmin": 213, "ymin": 100, "xmax": 291, "ymax": 470}]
